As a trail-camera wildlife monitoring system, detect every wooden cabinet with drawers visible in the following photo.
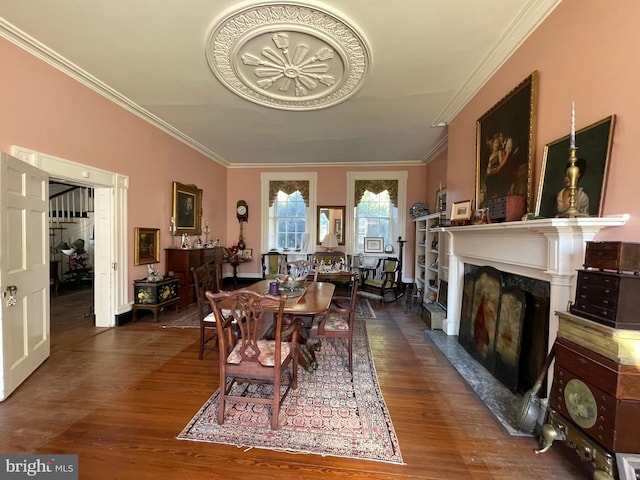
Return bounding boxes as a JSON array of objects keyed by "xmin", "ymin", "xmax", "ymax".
[
  {"xmin": 570, "ymin": 270, "xmax": 640, "ymax": 330},
  {"xmin": 165, "ymin": 247, "xmax": 223, "ymax": 310},
  {"xmin": 584, "ymin": 241, "xmax": 640, "ymax": 273}
]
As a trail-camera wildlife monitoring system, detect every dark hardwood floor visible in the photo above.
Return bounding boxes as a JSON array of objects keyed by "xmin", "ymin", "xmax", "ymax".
[{"xmin": 0, "ymin": 285, "xmax": 592, "ymax": 479}]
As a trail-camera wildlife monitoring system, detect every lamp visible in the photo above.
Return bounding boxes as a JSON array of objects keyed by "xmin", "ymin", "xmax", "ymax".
[
  {"xmin": 56, "ymin": 242, "xmax": 75, "ymax": 256},
  {"xmin": 321, "ymin": 233, "xmax": 339, "ymax": 252}
]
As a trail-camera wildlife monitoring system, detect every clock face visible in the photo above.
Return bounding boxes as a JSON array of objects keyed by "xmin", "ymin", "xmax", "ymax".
[
  {"xmin": 237, "ymin": 205, "xmax": 247, "ymax": 215},
  {"xmin": 564, "ymin": 378, "xmax": 598, "ymax": 429}
]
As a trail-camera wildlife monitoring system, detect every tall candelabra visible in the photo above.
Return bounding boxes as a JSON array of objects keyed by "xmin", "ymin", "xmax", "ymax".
[{"xmin": 558, "ymin": 146, "xmax": 585, "ymax": 218}]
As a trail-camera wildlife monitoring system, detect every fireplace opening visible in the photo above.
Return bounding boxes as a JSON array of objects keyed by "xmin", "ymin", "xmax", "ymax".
[{"xmin": 458, "ymin": 264, "xmax": 549, "ymax": 396}]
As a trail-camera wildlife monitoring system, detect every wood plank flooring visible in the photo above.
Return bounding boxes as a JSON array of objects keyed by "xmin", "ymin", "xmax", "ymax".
[{"xmin": 0, "ymin": 287, "xmax": 593, "ymax": 479}]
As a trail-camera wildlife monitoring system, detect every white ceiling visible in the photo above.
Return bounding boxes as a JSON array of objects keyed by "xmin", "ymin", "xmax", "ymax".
[{"xmin": 0, "ymin": 1, "xmax": 560, "ymax": 167}]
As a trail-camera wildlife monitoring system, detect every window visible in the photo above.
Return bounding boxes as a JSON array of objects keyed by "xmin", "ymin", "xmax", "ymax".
[
  {"xmin": 347, "ymin": 172, "xmax": 407, "ymax": 255},
  {"xmin": 273, "ymin": 190, "xmax": 307, "ymax": 250},
  {"xmin": 355, "ymin": 190, "xmax": 396, "ymax": 251},
  {"xmin": 261, "ymin": 172, "xmax": 317, "ymax": 252}
]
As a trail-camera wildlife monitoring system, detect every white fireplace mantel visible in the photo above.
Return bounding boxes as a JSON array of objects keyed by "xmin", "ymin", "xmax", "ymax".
[{"xmin": 440, "ymin": 215, "xmax": 629, "ymax": 343}]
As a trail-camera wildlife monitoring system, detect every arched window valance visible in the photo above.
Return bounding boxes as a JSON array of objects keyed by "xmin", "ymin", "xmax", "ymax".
[
  {"xmin": 269, "ymin": 180, "xmax": 309, "ymax": 206},
  {"xmin": 354, "ymin": 179, "xmax": 398, "ymax": 207}
]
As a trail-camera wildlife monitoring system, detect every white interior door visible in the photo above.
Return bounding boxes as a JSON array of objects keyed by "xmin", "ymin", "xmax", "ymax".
[{"xmin": 0, "ymin": 151, "xmax": 50, "ymax": 401}]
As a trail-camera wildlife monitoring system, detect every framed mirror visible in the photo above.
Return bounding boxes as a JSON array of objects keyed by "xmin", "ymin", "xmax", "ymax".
[{"xmin": 317, "ymin": 205, "xmax": 345, "ymax": 245}]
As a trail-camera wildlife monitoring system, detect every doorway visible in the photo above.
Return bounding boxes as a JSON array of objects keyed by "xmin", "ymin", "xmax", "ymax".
[{"xmin": 11, "ymin": 145, "xmax": 129, "ymax": 328}]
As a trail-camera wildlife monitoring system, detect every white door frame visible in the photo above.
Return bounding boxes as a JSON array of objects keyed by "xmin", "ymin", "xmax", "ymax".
[{"xmin": 11, "ymin": 146, "xmax": 129, "ymax": 327}]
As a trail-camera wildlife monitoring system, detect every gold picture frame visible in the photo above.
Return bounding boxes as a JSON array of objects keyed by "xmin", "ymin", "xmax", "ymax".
[
  {"xmin": 476, "ymin": 71, "xmax": 538, "ymax": 211},
  {"xmin": 134, "ymin": 227, "xmax": 160, "ymax": 265},
  {"xmin": 172, "ymin": 182, "xmax": 203, "ymax": 235}
]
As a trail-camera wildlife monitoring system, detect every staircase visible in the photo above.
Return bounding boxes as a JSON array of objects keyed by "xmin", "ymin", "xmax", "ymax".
[
  {"xmin": 49, "ymin": 185, "xmax": 95, "ymax": 290},
  {"xmin": 49, "ymin": 185, "xmax": 94, "ymax": 224}
]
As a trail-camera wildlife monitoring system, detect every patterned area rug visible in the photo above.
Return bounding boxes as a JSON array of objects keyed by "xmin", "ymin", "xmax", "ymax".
[
  {"xmin": 161, "ymin": 297, "xmax": 376, "ymax": 328},
  {"xmin": 177, "ymin": 318, "xmax": 403, "ymax": 464}
]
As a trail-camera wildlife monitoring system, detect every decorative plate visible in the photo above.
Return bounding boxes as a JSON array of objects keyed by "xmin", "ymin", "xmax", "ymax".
[{"xmin": 410, "ymin": 202, "xmax": 430, "ymax": 218}]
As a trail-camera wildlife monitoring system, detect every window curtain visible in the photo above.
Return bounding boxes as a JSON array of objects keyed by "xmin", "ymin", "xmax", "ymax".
[
  {"xmin": 268, "ymin": 180, "xmax": 309, "ymax": 206},
  {"xmin": 354, "ymin": 180, "xmax": 398, "ymax": 207}
]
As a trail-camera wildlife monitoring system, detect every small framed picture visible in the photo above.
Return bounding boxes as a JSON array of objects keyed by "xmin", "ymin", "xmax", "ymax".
[
  {"xmin": 364, "ymin": 237, "xmax": 384, "ymax": 253},
  {"xmin": 451, "ymin": 200, "xmax": 473, "ymax": 221},
  {"xmin": 134, "ymin": 227, "xmax": 160, "ymax": 265},
  {"xmin": 243, "ymin": 248, "xmax": 253, "ymax": 259}
]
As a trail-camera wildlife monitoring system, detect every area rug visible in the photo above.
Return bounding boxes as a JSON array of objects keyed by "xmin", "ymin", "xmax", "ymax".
[
  {"xmin": 177, "ymin": 318, "xmax": 403, "ymax": 464},
  {"xmin": 162, "ymin": 297, "xmax": 376, "ymax": 328}
]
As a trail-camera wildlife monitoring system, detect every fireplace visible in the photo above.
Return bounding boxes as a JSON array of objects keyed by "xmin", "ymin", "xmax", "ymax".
[
  {"xmin": 459, "ymin": 264, "xmax": 549, "ymax": 395},
  {"xmin": 440, "ymin": 215, "xmax": 628, "ymax": 392}
]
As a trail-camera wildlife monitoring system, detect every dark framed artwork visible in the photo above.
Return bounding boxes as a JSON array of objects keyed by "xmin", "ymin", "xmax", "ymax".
[
  {"xmin": 535, "ymin": 115, "xmax": 616, "ymax": 218},
  {"xmin": 134, "ymin": 227, "xmax": 160, "ymax": 265},
  {"xmin": 172, "ymin": 182, "xmax": 203, "ymax": 235},
  {"xmin": 476, "ymin": 71, "xmax": 538, "ymax": 211}
]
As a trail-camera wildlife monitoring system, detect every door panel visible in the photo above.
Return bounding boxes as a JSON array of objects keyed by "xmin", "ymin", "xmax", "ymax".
[{"xmin": 1, "ymin": 151, "xmax": 49, "ymax": 401}]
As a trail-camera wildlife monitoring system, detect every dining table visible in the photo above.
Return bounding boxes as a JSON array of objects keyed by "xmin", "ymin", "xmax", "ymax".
[{"xmin": 246, "ymin": 279, "xmax": 336, "ymax": 371}]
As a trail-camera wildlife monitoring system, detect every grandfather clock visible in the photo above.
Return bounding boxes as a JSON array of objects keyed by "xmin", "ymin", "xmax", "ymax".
[{"xmin": 236, "ymin": 200, "xmax": 248, "ymax": 250}]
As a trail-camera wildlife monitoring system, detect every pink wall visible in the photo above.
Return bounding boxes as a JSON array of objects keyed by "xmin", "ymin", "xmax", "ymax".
[
  {"xmin": 446, "ymin": 0, "xmax": 640, "ymax": 240},
  {"xmin": 227, "ymin": 165, "xmax": 427, "ymax": 278},
  {"xmin": 0, "ymin": 38, "xmax": 228, "ymax": 292}
]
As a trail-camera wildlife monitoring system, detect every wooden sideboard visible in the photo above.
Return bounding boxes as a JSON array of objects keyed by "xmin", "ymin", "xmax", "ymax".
[{"xmin": 165, "ymin": 247, "xmax": 223, "ymax": 310}]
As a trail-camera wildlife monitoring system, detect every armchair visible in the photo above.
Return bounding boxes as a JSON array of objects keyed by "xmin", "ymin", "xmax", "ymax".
[{"xmin": 361, "ymin": 257, "xmax": 403, "ymax": 303}]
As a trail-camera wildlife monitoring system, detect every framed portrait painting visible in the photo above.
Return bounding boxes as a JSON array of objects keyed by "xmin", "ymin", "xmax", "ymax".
[
  {"xmin": 172, "ymin": 182, "xmax": 203, "ymax": 235},
  {"xmin": 476, "ymin": 71, "xmax": 538, "ymax": 211},
  {"xmin": 134, "ymin": 227, "xmax": 160, "ymax": 265},
  {"xmin": 535, "ymin": 115, "xmax": 615, "ymax": 218}
]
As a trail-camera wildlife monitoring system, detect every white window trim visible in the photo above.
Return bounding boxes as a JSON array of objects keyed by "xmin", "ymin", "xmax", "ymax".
[
  {"xmin": 346, "ymin": 171, "xmax": 407, "ymax": 255},
  {"xmin": 260, "ymin": 172, "xmax": 317, "ymax": 253}
]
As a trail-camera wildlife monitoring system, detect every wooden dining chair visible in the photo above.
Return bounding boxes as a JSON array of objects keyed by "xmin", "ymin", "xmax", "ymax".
[
  {"xmin": 286, "ymin": 259, "xmax": 318, "ymax": 281},
  {"xmin": 261, "ymin": 252, "xmax": 288, "ymax": 279},
  {"xmin": 191, "ymin": 262, "xmax": 223, "ymax": 359},
  {"xmin": 205, "ymin": 289, "xmax": 299, "ymax": 430},
  {"xmin": 310, "ymin": 273, "xmax": 358, "ymax": 373}
]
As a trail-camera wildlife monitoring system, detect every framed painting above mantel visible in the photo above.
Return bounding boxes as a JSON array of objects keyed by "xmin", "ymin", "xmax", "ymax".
[
  {"xmin": 172, "ymin": 182, "xmax": 203, "ymax": 236},
  {"xmin": 476, "ymin": 71, "xmax": 538, "ymax": 212}
]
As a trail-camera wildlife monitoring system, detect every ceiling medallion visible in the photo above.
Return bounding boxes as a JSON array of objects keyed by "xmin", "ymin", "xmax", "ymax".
[{"xmin": 206, "ymin": 2, "xmax": 370, "ymax": 111}]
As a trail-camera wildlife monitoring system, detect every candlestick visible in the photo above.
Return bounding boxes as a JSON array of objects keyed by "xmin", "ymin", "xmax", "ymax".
[{"xmin": 570, "ymin": 101, "xmax": 576, "ymax": 149}]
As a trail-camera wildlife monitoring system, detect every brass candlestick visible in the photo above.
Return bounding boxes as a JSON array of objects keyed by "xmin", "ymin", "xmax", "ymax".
[{"xmin": 558, "ymin": 147, "xmax": 586, "ymax": 218}]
